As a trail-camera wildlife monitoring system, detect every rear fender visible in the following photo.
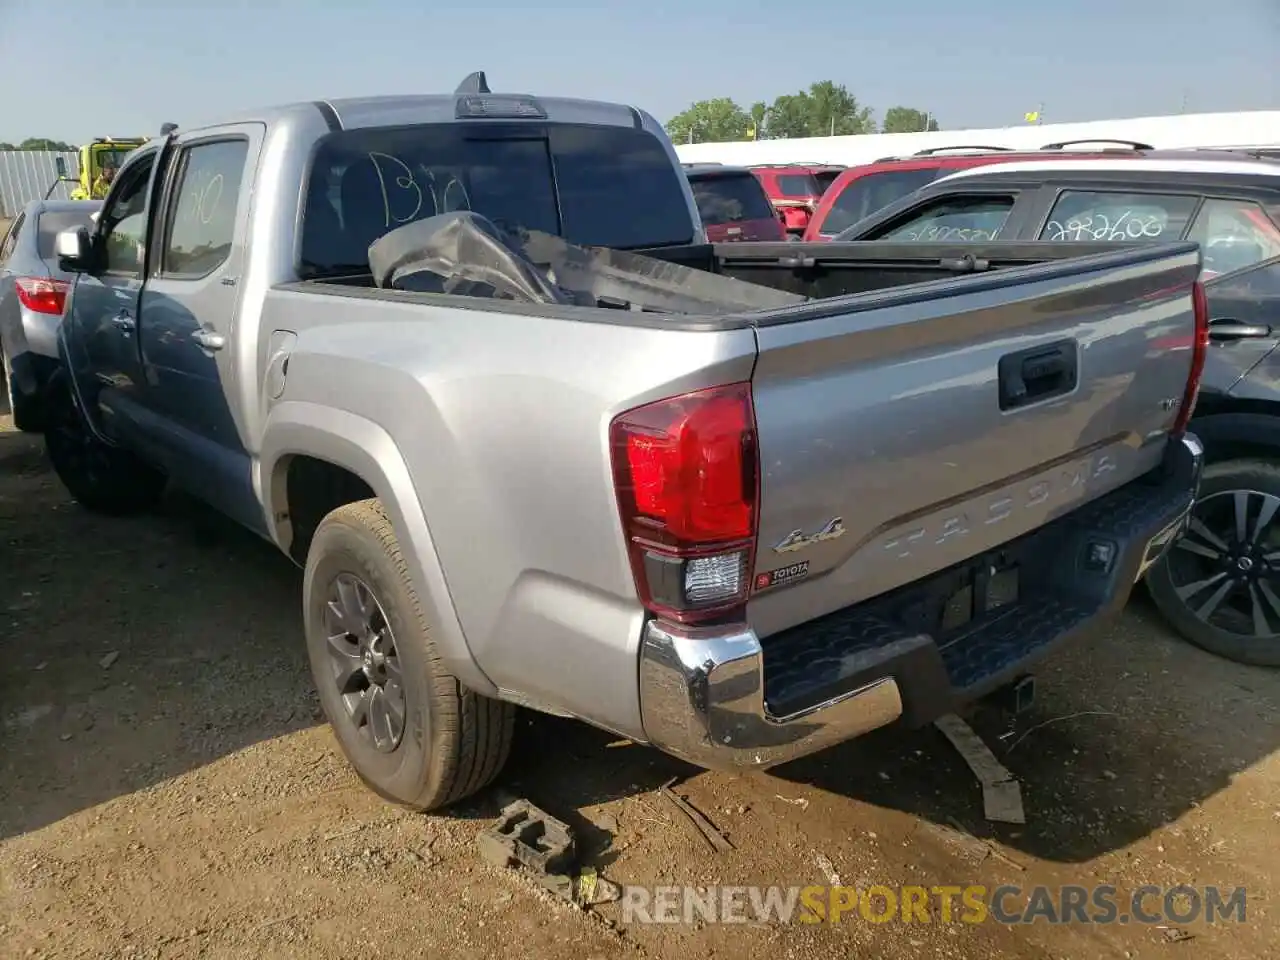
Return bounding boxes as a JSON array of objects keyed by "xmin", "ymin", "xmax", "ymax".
[{"xmin": 259, "ymin": 400, "xmax": 498, "ymax": 696}]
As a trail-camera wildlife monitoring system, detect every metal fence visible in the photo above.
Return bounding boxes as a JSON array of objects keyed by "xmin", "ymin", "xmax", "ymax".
[{"xmin": 0, "ymin": 151, "xmax": 79, "ymax": 216}]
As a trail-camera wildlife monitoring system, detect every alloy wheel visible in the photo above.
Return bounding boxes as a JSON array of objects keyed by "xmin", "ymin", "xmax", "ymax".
[
  {"xmin": 1164, "ymin": 488, "xmax": 1280, "ymax": 639},
  {"xmin": 323, "ymin": 572, "xmax": 406, "ymax": 753}
]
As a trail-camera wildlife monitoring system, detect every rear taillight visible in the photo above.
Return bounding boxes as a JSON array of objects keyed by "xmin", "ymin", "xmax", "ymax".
[
  {"xmin": 1173, "ymin": 280, "xmax": 1210, "ymax": 437},
  {"xmin": 15, "ymin": 277, "xmax": 69, "ymax": 316},
  {"xmin": 610, "ymin": 382, "xmax": 759, "ymax": 624}
]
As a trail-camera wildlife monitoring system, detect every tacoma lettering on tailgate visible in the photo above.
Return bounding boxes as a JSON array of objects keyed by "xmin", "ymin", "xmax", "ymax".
[{"xmin": 881, "ymin": 453, "xmax": 1119, "ymax": 559}]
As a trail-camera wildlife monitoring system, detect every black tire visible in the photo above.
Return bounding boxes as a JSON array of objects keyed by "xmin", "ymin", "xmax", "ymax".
[
  {"xmin": 302, "ymin": 498, "xmax": 515, "ymax": 811},
  {"xmin": 1147, "ymin": 458, "xmax": 1280, "ymax": 667},
  {"xmin": 42, "ymin": 368, "xmax": 166, "ymax": 515}
]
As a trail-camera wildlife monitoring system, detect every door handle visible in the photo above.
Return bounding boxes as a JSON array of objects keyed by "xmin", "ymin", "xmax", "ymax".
[
  {"xmin": 1208, "ymin": 318, "xmax": 1272, "ymax": 342},
  {"xmin": 191, "ymin": 329, "xmax": 226, "ymax": 351},
  {"xmin": 112, "ymin": 311, "xmax": 136, "ymax": 333}
]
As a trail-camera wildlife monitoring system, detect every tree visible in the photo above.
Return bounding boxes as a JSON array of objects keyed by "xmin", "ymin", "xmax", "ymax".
[
  {"xmin": 765, "ymin": 93, "xmax": 813, "ymax": 139},
  {"xmin": 0, "ymin": 138, "xmax": 76, "ymax": 152},
  {"xmin": 881, "ymin": 107, "xmax": 940, "ymax": 133},
  {"xmin": 665, "ymin": 98, "xmax": 751, "ymax": 144},
  {"xmin": 763, "ymin": 82, "xmax": 875, "ymax": 139},
  {"xmin": 804, "ymin": 80, "xmax": 875, "ymax": 137}
]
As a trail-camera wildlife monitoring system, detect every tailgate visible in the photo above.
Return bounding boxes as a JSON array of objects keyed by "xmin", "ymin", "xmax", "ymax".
[{"xmin": 746, "ymin": 242, "xmax": 1201, "ymax": 638}]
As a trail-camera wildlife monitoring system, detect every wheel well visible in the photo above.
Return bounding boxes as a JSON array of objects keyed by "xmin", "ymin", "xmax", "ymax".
[
  {"xmin": 1191, "ymin": 396, "xmax": 1280, "ymax": 467},
  {"xmin": 282, "ymin": 455, "xmax": 376, "ymax": 564},
  {"xmin": 1201, "ymin": 439, "xmax": 1280, "ymax": 467}
]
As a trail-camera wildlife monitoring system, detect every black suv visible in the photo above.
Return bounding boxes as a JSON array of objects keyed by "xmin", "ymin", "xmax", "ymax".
[{"xmin": 837, "ymin": 151, "xmax": 1280, "ymax": 666}]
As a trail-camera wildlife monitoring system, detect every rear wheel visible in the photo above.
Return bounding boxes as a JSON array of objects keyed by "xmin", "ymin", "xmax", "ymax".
[
  {"xmin": 42, "ymin": 368, "xmax": 166, "ymax": 515},
  {"xmin": 303, "ymin": 499, "xmax": 515, "ymax": 810},
  {"xmin": 1147, "ymin": 458, "xmax": 1280, "ymax": 667}
]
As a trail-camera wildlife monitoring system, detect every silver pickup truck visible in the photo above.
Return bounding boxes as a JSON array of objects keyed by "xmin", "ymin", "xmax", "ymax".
[{"xmin": 45, "ymin": 74, "xmax": 1206, "ymax": 811}]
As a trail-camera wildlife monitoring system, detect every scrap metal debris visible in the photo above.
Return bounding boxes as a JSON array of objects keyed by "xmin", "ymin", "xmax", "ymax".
[
  {"xmin": 814, "ymin": 852, "xmax": 842, "ymax": 886},
  {"xmin": 659, "ymin": 778, "xmax": 734, "ymax": 853},
  {"xmin": 934, "ymin": 713, "xmax": 1025, "ymax": 824},
  {"xmin": 775, "ymin": 794, "xmax": 810, "ymax": 811},
  {"xmin": 476, "ymin": 799, "xmax": 620, "ymax": 907}
]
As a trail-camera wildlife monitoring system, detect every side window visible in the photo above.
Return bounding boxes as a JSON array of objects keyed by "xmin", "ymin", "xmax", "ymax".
[
  {"xmin": 99, "ymin": 156, "xmax": 157, "ymax": 277},
  {"xmin": 161, "ymin": 139, "xmax": 250, "ymax": 278},
  {"xmin": 873, "ymin": 195, "xmax": 1016, "ymax": 242},
  {"xmin": 0, "ymin": 214, "xmax": 24, "ymax": 262},
  {"xmin": 1206, "ymin": 255, "xmax": 1280, "ymax": 299},
  {"xmin": 1037, "ymin": 191, "xmax": 1199, "ymax": 243},
  {"xmin": 821, "ymin": 168, "xmax": 944, "ymax": 237},
  {"xmin": 1187, "ymin": 199, "xmax": 1280, "ymax": 279}
]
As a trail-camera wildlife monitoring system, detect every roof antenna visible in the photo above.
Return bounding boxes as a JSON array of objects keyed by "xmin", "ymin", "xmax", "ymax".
[
  {"xmin": 159, "ymin": 122, "xmax": 178, "ymax": 136},
  {"xmin": 455, "ymin": 71, "xmax": 490, "ymax": 95}
]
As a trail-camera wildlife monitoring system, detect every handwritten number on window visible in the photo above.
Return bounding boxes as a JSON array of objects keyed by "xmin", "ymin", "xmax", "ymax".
[
  {"xmin": 897, "ymin": 223, "xmax": 1003, "ymax": 241},
  {"xmin": 366, "ymin": 153, "xmax": 472, "ymax": 229},
  {"xmin": 1042, "ymin": 210, "xmax": 1167, "ymax": 241}
]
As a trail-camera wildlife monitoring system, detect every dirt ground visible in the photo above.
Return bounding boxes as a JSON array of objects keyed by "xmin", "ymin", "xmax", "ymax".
[{"xmin": 2, "ymin": 412, "xmax": 1277, "ymax": 960}]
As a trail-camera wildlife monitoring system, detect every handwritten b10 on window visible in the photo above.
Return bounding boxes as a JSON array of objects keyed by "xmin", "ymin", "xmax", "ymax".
[{"xmin": 366, "ymin": 153, "xmax": 472, "ymax": 229}]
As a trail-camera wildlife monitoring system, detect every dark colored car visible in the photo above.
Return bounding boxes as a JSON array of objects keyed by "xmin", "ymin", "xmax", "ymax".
[
  {"xmin": 684, "ymin": 164, "xmax": 786, "ymax": 242},
  {"xmin": 834, "ymin": 152, "xmax": 1280, "ymax": 666},
  {"xmin": 803, "ymin": 142, "xmax": 1151, "ymax": 242},
  {"xmin": 750, "ymin": 164, "xmax": 845, "ymax": 235}
]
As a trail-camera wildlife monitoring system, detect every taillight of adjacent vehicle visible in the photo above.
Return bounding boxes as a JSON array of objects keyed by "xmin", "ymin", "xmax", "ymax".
[
  {"xmin": 1172, "ymin": 279, "xmax": 1210, "ymax": 437},
  {"xmin": 15, "ymin": 277, "xmax": 70, "ymax": 316},
  {"xmin": 610, "ymin": 382, "xmax": 759, "ymax": 624}
]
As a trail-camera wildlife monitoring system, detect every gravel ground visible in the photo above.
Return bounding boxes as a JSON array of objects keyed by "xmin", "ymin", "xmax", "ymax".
[{"xmin": 2, "ymin": 412, "xmax": 1278, "ymax": 960}]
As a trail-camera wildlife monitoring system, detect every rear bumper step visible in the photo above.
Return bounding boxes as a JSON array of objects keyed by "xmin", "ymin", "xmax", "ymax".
[{"xmin": 637, "ymin": 433, "xmax": 1202, "ymax": 770}]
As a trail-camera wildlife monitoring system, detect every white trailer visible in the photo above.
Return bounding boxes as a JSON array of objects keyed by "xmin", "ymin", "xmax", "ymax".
[{"xmin": 673, "ymin": 110, "xmax": 1280, "ymax": 168}]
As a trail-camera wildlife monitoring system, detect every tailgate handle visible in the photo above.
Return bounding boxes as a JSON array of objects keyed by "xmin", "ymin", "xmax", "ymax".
[{"xmin": 998, "ymin": 340, "xmax": 1078, "ymax": 410}]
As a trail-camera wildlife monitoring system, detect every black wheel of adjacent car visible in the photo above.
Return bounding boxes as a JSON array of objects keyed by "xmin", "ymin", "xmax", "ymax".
[
  {"xmin": 42, "ymin": 368, "xmax": 167, "ymax": 515},
  {"xmin": 303, "ymin": 498, "xmax": 515, "ymax": 811},
  {"xmin": 1148, "ymin": 458, "xmax": 1280, "ymax": 667}
]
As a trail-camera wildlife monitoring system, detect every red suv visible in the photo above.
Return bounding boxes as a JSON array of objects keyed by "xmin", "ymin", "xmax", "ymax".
[
  {"xmin": 750, "ymin": 164, "xmax": 845, "ymax": 235},
  {"xmin": 684, "ymin": 164, "xmax": 787, "ymax": 242},
  {"xmin": 802, "ymin": 142, "xmax": 1154, "ymax": 241}
]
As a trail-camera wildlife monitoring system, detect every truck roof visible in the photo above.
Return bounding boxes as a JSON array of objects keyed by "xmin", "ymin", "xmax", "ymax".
[{"xmin": 178, "ymin": 73, "xmax": 657, "ymax": 139}]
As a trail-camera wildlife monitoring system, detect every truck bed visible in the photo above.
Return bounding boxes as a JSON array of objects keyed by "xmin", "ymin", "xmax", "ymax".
[{"xmin": 286, "ymin": 230, "xmax": 1202, "ymax": 644}]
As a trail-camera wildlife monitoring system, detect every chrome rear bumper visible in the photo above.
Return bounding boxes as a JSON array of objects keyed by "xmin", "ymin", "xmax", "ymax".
[
  {"xmin": 637, "ymin": 433, "xmax": 1202, "ymax": 772},
  {"xmin": 638, "ymin": 619, "xmax": 905, "ymax": 770}
]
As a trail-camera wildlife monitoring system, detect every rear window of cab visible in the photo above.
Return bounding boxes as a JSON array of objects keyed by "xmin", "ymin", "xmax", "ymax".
[{"xmin": 298, "ymin": 121, "xmax": 695, "ymax": 276}]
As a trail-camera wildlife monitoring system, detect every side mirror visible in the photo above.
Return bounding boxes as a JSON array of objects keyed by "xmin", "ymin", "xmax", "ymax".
[
  {"xmin": 55, "ymin": 226, "xmax": 92, "ymax": 272},
  {"xmin": 55, "ymin": 156, "xmax": 68, "ymax": 178}
]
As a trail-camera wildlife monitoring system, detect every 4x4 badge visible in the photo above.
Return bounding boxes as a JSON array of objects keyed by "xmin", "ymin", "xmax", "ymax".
[{"xmin": 773, "ymin": 517, "xmax": 846, "ymax": 554}]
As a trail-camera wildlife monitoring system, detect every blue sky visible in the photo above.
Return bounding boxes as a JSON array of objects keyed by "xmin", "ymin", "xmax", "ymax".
[{"xmin": 1, "ymin": 0, "xmax": 1276, "ymax": 143}]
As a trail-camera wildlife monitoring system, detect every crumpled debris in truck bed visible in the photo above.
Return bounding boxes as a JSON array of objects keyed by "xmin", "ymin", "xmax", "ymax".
[{"xmin": 367, "ymin": 210, "xmax": 808, "ymax": 315}]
